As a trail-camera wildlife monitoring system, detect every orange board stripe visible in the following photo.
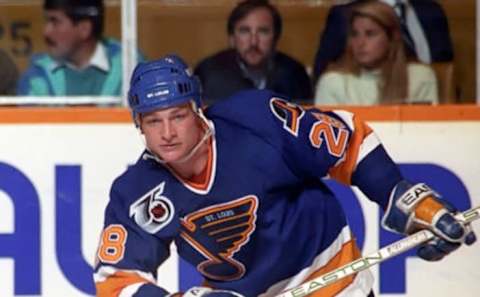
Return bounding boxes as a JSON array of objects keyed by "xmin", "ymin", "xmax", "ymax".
[
  {"xmin": 0, "ymin": 107, "xmax": 132, "ymax": 123},
  {"xmin": 320, "ymin": 104, "xmax": 480, "ymax": 121},
  {"xmin": 1, "ymin": 105, "xmax": 480, "ymax": 123}
]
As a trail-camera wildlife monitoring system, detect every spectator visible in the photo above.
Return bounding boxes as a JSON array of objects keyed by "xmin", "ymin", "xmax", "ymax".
[
  {"xmin": 0, "ymin": 49, "xmax": 19, "ymax": 95},
  {"xmin": 194, "ymin": 0, "xmax": 312, "ymax": 105},
  {"xmin": 314, "ymin": 0, "xmax": 438, "ymax": 106},
  {"xmin": 17, "ymin": 0, "xmax": 143, "ymax": 100},
  {"xmin": 312, "ymin": 0, "xmax": 453, "ymax": 83}
]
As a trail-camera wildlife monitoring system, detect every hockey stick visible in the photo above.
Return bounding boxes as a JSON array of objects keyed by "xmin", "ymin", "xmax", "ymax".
[{"xmin": 276, "ymin": 205, "xmax": 480, "ymax": 297}]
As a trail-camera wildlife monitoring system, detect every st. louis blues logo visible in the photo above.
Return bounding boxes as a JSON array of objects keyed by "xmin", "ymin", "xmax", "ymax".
[
  {"xmin": 129, "ymin": 182, "xmax": 174, "ymax": 234},
  {"xmin": 180, "ymin": 196, "xmax": 258, "ymax": 281}
]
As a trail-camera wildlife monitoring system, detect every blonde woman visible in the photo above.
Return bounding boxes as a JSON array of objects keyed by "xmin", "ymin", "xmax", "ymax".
[{"xmin": 314, "ymin": 0, "xmax": 438, "ymax": 105}]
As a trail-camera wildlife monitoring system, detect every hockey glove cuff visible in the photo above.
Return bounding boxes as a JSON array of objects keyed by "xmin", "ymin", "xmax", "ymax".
[{"xmin": 381, "ymin": 181, "xmax": 476, "ymax": 261}]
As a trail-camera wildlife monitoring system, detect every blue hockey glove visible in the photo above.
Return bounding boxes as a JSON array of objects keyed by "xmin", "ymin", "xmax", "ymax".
[
  {"xmin": 181, "ymin": 286, "xmax": 245, "ymax": 297},
  {"xmin": 382, "ymin": 181, "xmax": 476, "ymax": 261}
]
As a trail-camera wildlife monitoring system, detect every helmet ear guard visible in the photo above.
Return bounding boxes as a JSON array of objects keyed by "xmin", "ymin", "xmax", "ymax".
[{"xmin": 128, "ymin": 54, "xmax": 203, "ymax": 126}]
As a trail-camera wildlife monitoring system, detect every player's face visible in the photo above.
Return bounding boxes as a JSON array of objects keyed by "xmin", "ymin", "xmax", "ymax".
[
  {"xmin": 43, "ymin": 9, "xmax": 85, "ymax": 61},
  {"xmin": 140, "ymin": 103, "xmax": 204, "ymax": 164},
  {"xmin": 230, "ymin": 7, "xmax": 275, "ymax": 68},
  {"xmin": 349, "ymin": 16, "xmax": 390, "ymax": 69}
]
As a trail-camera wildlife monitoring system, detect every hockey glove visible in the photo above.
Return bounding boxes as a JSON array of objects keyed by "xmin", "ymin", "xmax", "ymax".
[
  {"xmin": 382, "ymin": 181, "xmax": 476, "ymax": 261},
  {"xmin": 181, "ymin": 286, "xmax": 245, "ymax": 297}
]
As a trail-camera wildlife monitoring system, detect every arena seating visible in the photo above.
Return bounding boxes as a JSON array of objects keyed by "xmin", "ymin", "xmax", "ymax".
[
  {"xmin": 431, "ymin": 62, "xmax": 455, "ymax": 104},
  {"xmin": 0, "ymin": 0, "xmax": 474, "ymax": 103}
]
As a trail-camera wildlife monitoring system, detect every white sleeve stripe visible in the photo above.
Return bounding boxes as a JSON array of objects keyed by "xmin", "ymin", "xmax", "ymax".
[
  {"xmin": 93, "ymin": 265, "xmax": 156, "ymax": 283},
  {"xmin": 119, "ymin": 282, "xmax": 147, "ymax": 297},
  {"xmin": 331, "ymin": 110, "xmax": 355, "ymax": 130},
  {"xmin": 327, "ymin": 110, "xmax": 380, "ymax": 167},
  {"xmin": 258, "ymin": 226, "xmax": 356, "ymax": 297},
  {"xmin": 356, "ymin": 132, "xmax": 381, "ymax": 166}
]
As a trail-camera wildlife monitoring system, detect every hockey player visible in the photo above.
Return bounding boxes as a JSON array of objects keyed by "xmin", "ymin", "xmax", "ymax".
[{"xmin": 93, "ymin": 55, "xmax": 476, "ymax": 297}]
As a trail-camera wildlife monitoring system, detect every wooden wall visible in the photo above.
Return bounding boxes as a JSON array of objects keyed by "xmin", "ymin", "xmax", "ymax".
[
  {"xmin": 441, "ymin": 0, "xmax": 476, "ymax": 103},
  {"xmin": 0, "ymin": 0, "xmax": 475, "ymax": 102}
]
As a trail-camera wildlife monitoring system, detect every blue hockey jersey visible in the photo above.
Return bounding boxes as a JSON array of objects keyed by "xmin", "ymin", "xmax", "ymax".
[{"xmin": 94, "ymin": 90, "xmax": 403, "ymax": 296}]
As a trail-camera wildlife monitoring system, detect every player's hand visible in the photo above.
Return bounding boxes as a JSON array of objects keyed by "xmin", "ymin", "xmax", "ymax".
[
  {"xmin": 382, "ymin": 181, "xmax": 477, "ymax": 261},
  {"xmin": 181, "ymin": 286, "xmax": 245, "ymax": 297}
]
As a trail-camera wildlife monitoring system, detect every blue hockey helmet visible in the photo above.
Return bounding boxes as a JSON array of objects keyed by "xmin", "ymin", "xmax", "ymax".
[{"xmin": 128, "ymin": 55, "xmax": 202, "ymax": 118}]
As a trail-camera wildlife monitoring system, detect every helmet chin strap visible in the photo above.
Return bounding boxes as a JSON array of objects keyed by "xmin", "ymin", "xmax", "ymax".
[{"xmin": 141, "ymin": 107, "xmax": 214, "ymax": 165}]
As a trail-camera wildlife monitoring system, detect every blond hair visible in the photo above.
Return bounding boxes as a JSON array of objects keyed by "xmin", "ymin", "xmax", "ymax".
[{"xmin": 332, "ymin": 0, "xmax": 411, "ymax": 104}]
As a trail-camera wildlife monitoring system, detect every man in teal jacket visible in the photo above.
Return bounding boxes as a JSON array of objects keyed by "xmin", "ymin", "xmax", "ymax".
[{"xmin": 17, "ymin": 0, "xmax": 144, "ymax": 101}]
